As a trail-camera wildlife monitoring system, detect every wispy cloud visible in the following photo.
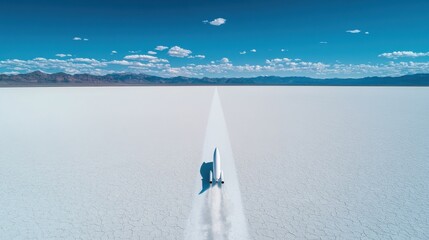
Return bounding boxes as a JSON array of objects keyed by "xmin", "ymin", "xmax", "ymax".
[
  {"xmin": 55, "ymin": 54, "xmax": 72, "ymax": 58},
  {"xmin": 73, "ymin": 37, "xmax": 89, "ymax": 41},
  {"xmin": 168, "ymin": 46, "xmax": 192, "ymax": 58},
  {"xmin": 147, "ymin": 51, "xmax": 157, "ymax": 55},
  {"xmin": 239, "ymin": 51, "xmax": 247, "ymax": 55},
  {"xmin": 346, "ymin": 29, "xmax": 361, "ymax": 34},
  {"xmin": 69, "ymin": 58, "xmax": 103, "ymax": 65},
  {"xmin": 378, "ymin": 51, "xmax": 429, "ymax": 59},
  {"xmin": 124, "ymin": 54, "xmax": 168, "ymax": 63},
  {"xmin": 320, "ymin": 41, "xmax": 328, "ymax": 44},
  {"xmin": 203, "ymin": 18, "xmax": 226, "ymax": 26},
  {"xmin": 188, "ymin": 55, "xmax": 205, "ymax": 59},
  {"xmin": 155, "ymin": 46, "xmax": 168, "ymax": 51},
  {"xmin": 111, "ymin": 50, "xmax": 117, "ymax": 55},
  {"xmin": 250, "ymin": 49, "xmax": 256, "ymax": 53}
]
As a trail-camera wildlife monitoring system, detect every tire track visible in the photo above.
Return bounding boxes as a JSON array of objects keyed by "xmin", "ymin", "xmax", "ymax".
[{"xmin": 184, "ymin": 88, "xmax": 249, "ymax": 240}]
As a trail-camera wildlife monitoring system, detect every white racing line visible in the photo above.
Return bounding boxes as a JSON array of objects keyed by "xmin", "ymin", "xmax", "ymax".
[{"xmin": 184, "ymin": 88, "xmax": 249, "ymax": 240}]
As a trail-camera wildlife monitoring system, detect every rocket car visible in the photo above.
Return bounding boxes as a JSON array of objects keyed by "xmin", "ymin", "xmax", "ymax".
[{"xmin": 210, "ymin": 147, "xmax": 224, "ymax": 184}]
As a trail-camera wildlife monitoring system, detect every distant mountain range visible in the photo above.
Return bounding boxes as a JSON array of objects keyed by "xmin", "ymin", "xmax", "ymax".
[{"xmin": 1, "ymin": 71, "xmax": 429, "ymax": 87}]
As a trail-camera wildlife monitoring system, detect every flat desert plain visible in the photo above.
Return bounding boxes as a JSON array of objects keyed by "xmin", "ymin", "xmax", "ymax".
[{"xmin": 0, "ymin": 86, "xmax": 428, "ymax": 240}]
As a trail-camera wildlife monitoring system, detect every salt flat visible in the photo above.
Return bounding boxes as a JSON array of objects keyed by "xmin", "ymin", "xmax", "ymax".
[
  {"xmin": 1, "ymin": 86, "xmax": 429, "ymax": 240},
  {"xmin": 0, "ymin": 87, "xmax": 212, "ymax": 239},
  {"xmin": 220, "ymin": 87, "xmax": 429, "ymax": 239}
]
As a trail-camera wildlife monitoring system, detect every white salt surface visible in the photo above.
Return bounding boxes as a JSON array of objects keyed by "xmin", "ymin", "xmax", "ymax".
[
  {"xmin": 220, "ymin": 87, "xmax": 429, "ymax": 239},
  {"xmin": 1, "ymin": 86, "xmax": 429, "ymax": 240},
  {"xmin": 0, "ymin": 87, "xmax": 212, "ymax": 239}
]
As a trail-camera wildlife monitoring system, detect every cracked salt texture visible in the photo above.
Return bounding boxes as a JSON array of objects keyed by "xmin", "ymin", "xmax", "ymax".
[
  {"xmin": 0, "ymin": 87, "xmax": 212, "ymax": 239},
  {"xmin": 220, "ymin": 86, "xmax": 429, "ymax": 239},
  {"xmin": 1, "ymin": 86, "xmax": 428, "ymax": 239}
]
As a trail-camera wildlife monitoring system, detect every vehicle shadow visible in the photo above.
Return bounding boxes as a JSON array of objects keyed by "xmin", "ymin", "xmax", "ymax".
[{"xmin": 199, "ymin": 161, "xmax": 213, "ymax": 195}]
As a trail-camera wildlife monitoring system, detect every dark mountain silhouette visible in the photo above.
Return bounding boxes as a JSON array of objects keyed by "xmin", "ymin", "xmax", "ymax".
[{"xmin": 1, "ymin": 71, "xmax": 429, "ymax": 86}]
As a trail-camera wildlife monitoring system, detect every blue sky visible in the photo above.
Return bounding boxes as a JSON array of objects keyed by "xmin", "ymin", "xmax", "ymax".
[{"xmin": 1, "ymin": 0, "xmax": 429, "ymax": 77}]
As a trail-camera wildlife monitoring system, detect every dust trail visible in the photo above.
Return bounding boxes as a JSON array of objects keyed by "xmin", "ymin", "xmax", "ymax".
[{"xmin": 184, "ymin": 88, "xmax": 249, "ymax": 240}]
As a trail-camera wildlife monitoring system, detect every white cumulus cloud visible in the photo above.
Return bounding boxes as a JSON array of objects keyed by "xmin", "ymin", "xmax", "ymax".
[
  {"xmin": 148, "ymin": 51, "xmax": 157, "ymax": 55},
  {"xmin": 240, "ymin": 51, "xmax": 247, "ymax": 55},
  {"xmin": 220, "ymin": 57, "xmax": 230, "ymax": 63},
  {"xmin": 3, "ymin": 56, "xmax": 429, "ymax": 78},
  {"xmin": 168, "ymin": 46, "xmax": 192, "ymax": 58},
  {"xmin": 378, "ymin": 51, "xmax": 429, "ymax": 59},
  {"xmin": 250, "ymin": 49, "xmax": 256, "ymax": 52},
  {"xmin": 204, "ymin": 18, "xmax": 226, "ymax": 26}
]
